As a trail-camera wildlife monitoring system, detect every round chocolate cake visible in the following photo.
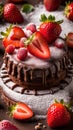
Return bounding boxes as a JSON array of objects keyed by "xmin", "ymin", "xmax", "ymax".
[
  {"xmin": 0, "ymin": 2, "xmax": 73, "ymax": 119},
  {"xmin": 3, "ymin": 45, "xmax": 68, "ymax": 90}
]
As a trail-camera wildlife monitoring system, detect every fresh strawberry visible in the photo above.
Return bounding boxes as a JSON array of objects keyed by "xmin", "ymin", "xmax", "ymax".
[
  {"xmin": 47, "ymin": 99, "xmax": 71, "ymax": 128},
  {"xmin": 0, "ymin": 120, "xmax": 19, "ymax": 130},
  {"xmin": 25, "ymin": 31, "xmax": 50, "ymax": 59},
  {"xmin": 9, "ymin": 102, "xmax": 33, "ymax": 120},
  {"xmin": 17, "ymin": 48, "xmax": 28, "ymax": 60},
  {"xmin": 8, "ymin": 26, "xmax": 26, "ymax": 40},
  {"xmin": 39, "ymin": 14, "xmax": 63, "ymax": 43},
  {"xmin": 66, "ymin": 32, "xmax": 73, "ymax": 48},
  {"xmin": 6, "ymin": 44, "xmax": 15, "ymax": 54},
  {"xmin": 54, "ymin": 38, "xmax": 65, "ymax": 49},
  {"xmin": 3, "ymin": 3, "xmax": 24, "ymax": 23},
  {"xmin": 64, "ymin": 2, "xmax": 73, "ymax": 21},
  {"xmin": 44, "ymin": 0, "xmax": 61, "ymax": 11},
  {"xmin": 3, "ymin": 37, "xmax": 21, "ymax": 48}
]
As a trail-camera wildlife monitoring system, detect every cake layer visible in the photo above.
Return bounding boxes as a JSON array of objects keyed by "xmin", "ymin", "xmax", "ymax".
[{"xmin": 3, "ymin": 46, "xmax": 69, "ymax": 90}]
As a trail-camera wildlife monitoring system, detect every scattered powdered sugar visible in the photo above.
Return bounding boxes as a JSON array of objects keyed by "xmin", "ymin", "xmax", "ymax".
[{"xmin": 50, "ymin": 46, "xmax": 65, "ymax": 59}]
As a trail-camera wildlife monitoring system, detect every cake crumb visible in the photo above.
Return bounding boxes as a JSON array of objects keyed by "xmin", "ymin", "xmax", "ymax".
[
  {"xmin": 35, "ymin": 125, "xmax": 41, "ymax": 130},
  {"xmin": 43, "ymin": 125, "xmax": 47, "ymax": 129},
  {"xmin": 38, "ymin": 122, "xmax": 43, "ymax": 126}
]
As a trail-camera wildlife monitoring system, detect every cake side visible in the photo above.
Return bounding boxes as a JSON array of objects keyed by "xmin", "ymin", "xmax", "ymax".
[{"xmin": 3, "ymin": 45, "xmax": 69, "ymax": 90}]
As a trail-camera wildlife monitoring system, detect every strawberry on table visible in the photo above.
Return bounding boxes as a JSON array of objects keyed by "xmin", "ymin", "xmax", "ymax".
[
  {"xmin": 25, "ymin": 31, "xmax": 50, "ymax": 59},
  {"xmin": 9, "ymin": 102, "xmax": 34, "ymax": 120},
  {"xmin": 64, "ymin": 2, "xmax": 73, "ymax": 21},
  {"xmin": 39, "ymin": 14, "xmax": 63, "ymax": 44},
  {"xmin": 47, "ymin": 99, "xmax": 71, "ymax": 128},
  {"xmin": 0, "ymin": 120, "xmax": 19, "ymax": 130},
  {"xmin": 3, "ymin": 3, "xmax": 24, "ymax": 23},
  {"xmin": 44, "ymin": 0, "xmax": 61, "ymax": 11}
]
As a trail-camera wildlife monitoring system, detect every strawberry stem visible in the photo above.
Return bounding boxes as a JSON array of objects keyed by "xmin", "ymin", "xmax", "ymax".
[
  {"xmin": 1, "ymin": 24, "xmax": 13, "ymax": 38},
  {"xmin": 54, "ymin": 99, "xmax": 73, "ymax": 113},
  {"xmin": 40, "ymin": 14, "xmax": 63, "ymax": 24}
]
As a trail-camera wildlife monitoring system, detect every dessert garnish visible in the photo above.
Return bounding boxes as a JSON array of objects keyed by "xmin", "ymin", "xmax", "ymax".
[
  {"xmin": 5, "ymin": 44, "xmax": 15, "ymax": 54},
  {"xmin": 64, "ymin": 2, "xmax": 73, "ymax": 21},
  {"xmin": 24, "ymin": 31, "xmax": 50, "ymax": 59},
  {"xmin": 39, "ymin": 14, "xmax": 63, "ymax": 43},
  {"xmin": 1, "ymin": 25, "xmax": 26, "ymax": 48},
  {"xmin": 8, "ymin": 102, "xmax": 34, "ymax": 120},
  {"xmin": 47, "ymin": 99, "xmax": 71, "ymax": 128},
  {"xmin": 0, "ymin": 120, "xmax": 19, "ymax": 130},
  {"xmin": 66, "ymin": 32, "xmax": 73, "ymax": 48},
  {"xmin": 54, "ymin": 38, "xmax": 65, "ymax": 49},
  {"xmin": 17, "ymin": 47, "xmax": 28, "ymax": 60}
]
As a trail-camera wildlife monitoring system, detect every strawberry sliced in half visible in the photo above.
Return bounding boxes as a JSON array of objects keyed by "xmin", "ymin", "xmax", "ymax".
[
  {"xmin": 9, "ymin": 102, "xmax": 34, "ymax": 120},
  {"xmin": 26, "ymin": 31, "xmax": 50, "ymax": 59},
  {"xmin": 3, "ymin": 37, "xmax": 21, "ymax": 48}
]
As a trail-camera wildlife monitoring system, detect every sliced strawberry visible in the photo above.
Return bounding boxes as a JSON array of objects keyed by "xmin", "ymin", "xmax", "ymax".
[
  {"xmin": 9, "ymin": 102, "xmax": 34, "ymax": 120},
  {"xmin": 66, "ymin": 32, "xmax": 73, "ymax": 48},
  {"xmin": 26, "ymin": 31, "xmax": 50, "ymax": 59},
  {"xmin": 3, "ymin": 37, "xmax": 21, "ymax": 48},
  {"xmin": 8, "ymin": 26, "xmax": 26, "ymax": 40}
]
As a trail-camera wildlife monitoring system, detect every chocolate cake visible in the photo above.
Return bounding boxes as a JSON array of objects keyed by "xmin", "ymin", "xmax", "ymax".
[
  {"xmin": 0, "ymin": 1, "xmax": 73, "ymax": 119},
  {"xmin": 3, "ymin": 44, "xmax": 69, "ymax": 90}
]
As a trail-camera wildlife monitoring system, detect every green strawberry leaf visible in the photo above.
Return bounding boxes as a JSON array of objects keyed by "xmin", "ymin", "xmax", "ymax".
[
  {"xmin": 22, "ymin": 4, "xmax": 34, "ymax": 13},
  {"xmin": 40, "ymin": 14, "xmax": 63, "ymax": 24},
  {"xmin": 1, "ymin": 24, "xmax": 13, "ymax": 38}
]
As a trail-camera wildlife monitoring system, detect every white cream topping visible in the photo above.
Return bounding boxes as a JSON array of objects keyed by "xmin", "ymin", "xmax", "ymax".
[{"xmin": 7, "ymin": 46, "xmax": 65, "ymax": 68}]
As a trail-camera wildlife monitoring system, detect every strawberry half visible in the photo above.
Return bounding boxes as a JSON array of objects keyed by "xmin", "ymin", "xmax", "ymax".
[
  {"xmin": 1, "ymin": 25, "xmax": 26, "ymax": 48},
  {"xmin": 2, "ymin": 37, "xmax": 21, "ymax": 48},
  {"xmin": 39, "ymin": 14, "xmax": 63, "ymax": 43},
  {"xmin": 47, "ymin": 99, "xmax": 71, "ymax": 128},
  {"xmin": 25, "ymin": 31, "xmax": 50, "ymax": 59},
  {"xmin": 9, "ymin": 102, "xmax": 34, "ymax": 120},
  {"xmin": 3, "ymin": 3, "xmax": 24, "ymax": 23},
  {"xmin": 64, "ymin": 2, "xmax": 73, "ymax": 21},
  {"xmin": 8, "ymin": 26, "xmax": 26, "ymax": 40}
]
